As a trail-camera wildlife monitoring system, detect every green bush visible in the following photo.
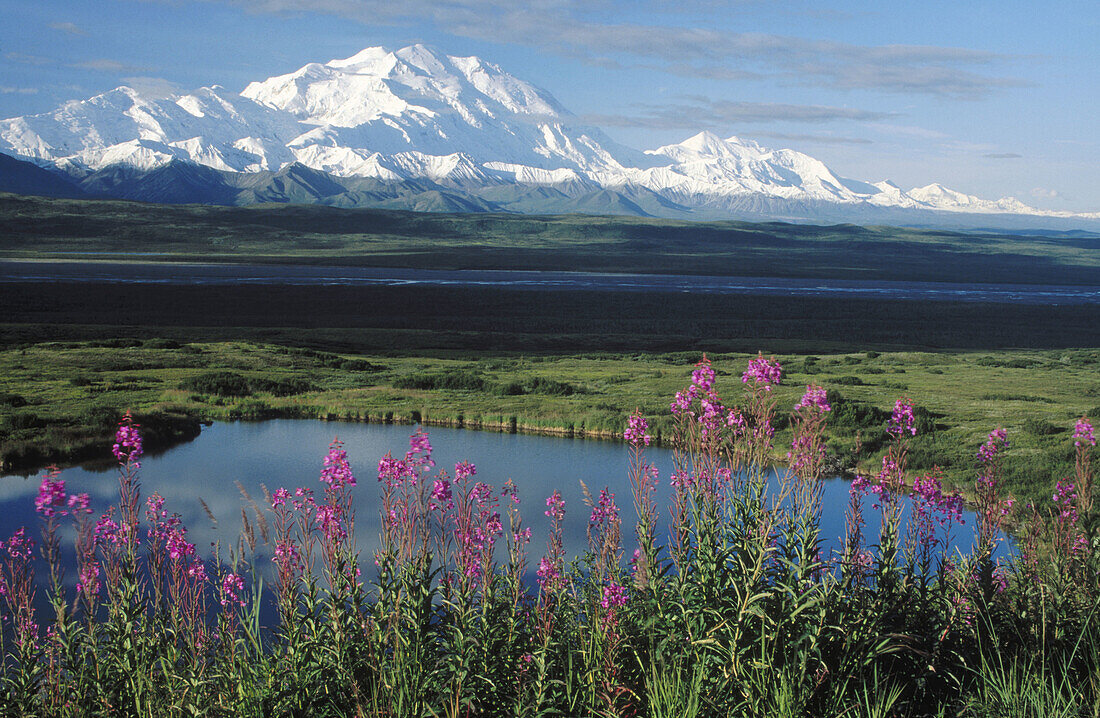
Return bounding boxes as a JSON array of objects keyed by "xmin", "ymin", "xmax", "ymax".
[
  {"xmin": 180, "ymin": 372, "xmax": 253, "ymax": 397},
  {"xmin": 0, "ymin": 393, "xmax": 27, "ymax": 407}
]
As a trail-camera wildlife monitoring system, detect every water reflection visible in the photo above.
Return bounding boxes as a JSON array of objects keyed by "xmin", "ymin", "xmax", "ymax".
[{"xmin": 2, "ymin": 420, "xmax": 1009, "ymax": 583}]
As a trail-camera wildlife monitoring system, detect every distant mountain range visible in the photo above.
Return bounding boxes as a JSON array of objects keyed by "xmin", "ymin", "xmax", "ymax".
[{"xmin": 2, "ymin": 44, "xmax": 1097, "ymax": 230}]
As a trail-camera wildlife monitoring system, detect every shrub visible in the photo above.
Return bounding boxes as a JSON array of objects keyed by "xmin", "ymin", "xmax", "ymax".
[
  {"xmin": 0, "ymin": 392, "xmax": 27, "ymax": 407},
  {"xmin": 180, "ymin": 372, "xmax": 253, "ymax": 397}
]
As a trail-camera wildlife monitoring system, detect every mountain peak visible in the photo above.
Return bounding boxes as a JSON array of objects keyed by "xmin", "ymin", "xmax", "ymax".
[
  {"xmin": 1, "ymin": 47, "xmax": 1094, "ymax": 226},
  {"xmin": 325, "ymin": 46, "xmax": 393, "ymax": 70}
]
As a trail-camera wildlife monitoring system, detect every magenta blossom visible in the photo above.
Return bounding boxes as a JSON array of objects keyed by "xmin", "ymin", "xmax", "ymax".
[
  {"xmin": 34, "ymin": 470, "xmax": 68, "ymax": 518},
  {"xmin": 76, "ymin": 563, "xmax": 101, "ymax": 599},
  {"xmin": 544, "ymin": 490, "xmax": 565, "ymax": 522},
  {"xmin": 220, "ymin": 572, "xmax": 246, "ymax": 608},
  {"xmin": 589, "ymin": 488, "xmax": 619, "ymax": 525},
  {"xmin": 319, "ymin": 438, "xmax": 355, "ymax": 489},
  {"xmin": 1074, "ymin": 417, "xmax": 1095, "ymax": 447},
  {"xmin": 692, "ymin": 357, "xmax": 716, "ymax": 392},
  {"xmin": 742, "ymin": 353, "xmax": 783, "ymax": 391},
  {"xmin": 112, "ymin": 414, "xmax": 143, "ymax": 465},
  {"xmin": 888, "ymin": 399, "xmax": 917, "ymax": 438},
  {"xmin": 795, "ymin": 385, "xmax": 831, "ymax": 414},
  {"xmin": 600, "ymin": 583, "xmax": 628, "ymax": 610},
  {"xmin": 623, "ymin": 411, "xmax": 652, "ymax": 447},
  {"xmin": 978, "ymin": 428, "xmax": 1009, "ymax": 463}
]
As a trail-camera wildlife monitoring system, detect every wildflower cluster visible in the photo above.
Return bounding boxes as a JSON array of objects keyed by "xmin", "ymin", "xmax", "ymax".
[{"xmin": 2, "ymin": 356, "xmax": 1100, "ymax": 718}]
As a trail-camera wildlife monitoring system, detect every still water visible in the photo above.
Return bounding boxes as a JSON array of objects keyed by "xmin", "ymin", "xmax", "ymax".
[{"xmin": 0, "ymin": 420, "xmax": 997, "ymax": 573}]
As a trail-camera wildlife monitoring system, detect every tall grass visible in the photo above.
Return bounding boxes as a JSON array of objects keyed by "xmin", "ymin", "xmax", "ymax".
[{"xmin": 0, "ymin": 356, "xmax": 1097, "ymax": 717}]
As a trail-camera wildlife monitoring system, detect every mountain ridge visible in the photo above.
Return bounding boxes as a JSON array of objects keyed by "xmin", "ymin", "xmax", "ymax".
[{"xmin": 1, "ymin": 44, "xmax": 1096, "ymax": 229}]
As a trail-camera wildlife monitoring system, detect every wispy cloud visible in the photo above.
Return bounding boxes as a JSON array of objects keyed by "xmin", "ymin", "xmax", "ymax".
[
  {"xmin": 983, "ymin": 152, "xmax": 1022, "ymax": 159},
  {"xmin": 0, "ymin": 86, "xmax": 39, "ymax": 94},
  {"xmin": 49, "ymin": 21, "xmax": 88, "ymax": 36},
  {"xmin": 585, "ymin": 97, "xmax": 894, "ymax": 131},
  {"xmin": 751, "ymin": 131, "xmax": 872, "ymax": 146},
  {"xmin": 73, "ymin": 58, "xmax": 153, "ymax": 73},
  {"xmin": 5, "ymin": 52, "xmax": 54, "ymax": 66},
  {"xmin": 205, "ymin": 0, "xmax": 1023, "ymax": 99}
]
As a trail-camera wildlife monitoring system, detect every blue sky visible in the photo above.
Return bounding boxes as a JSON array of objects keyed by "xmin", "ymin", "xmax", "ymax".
[{"xmin": 1, "ymin": 0, "xmax": 1097, "ymax": 211}]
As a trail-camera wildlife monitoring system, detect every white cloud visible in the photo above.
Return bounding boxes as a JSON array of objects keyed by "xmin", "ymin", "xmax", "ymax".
[
  {"xmin": 584, "ymin": 98, "xmax": 895, "ymax": 130},
  {"xmin": 190, "ymin": 0, "xmax": 1023, "ymax": 98},
  {"xmin": 49, "ymin": 21, "xmax": 88, "ymax": 36},
  {"xmin": 0, "ymin": 86, "xmax": 39, "ymax": 94},
  {"xmin": 73, "ymin": 58, "xmax": 153, "ymax": 73}
]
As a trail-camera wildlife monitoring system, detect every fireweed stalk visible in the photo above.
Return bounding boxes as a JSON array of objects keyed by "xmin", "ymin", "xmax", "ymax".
[
  {"xmin": 849, "ymin": 398, "xmax": 917, "ymax": 589},
  {"xmin": 902, "ymin": 468, "xmax": 965, "ymax": 585},
  {"xmin": 624, "ymin": 410, "xmax": 658, "ymax": 591},
  {"xmin": 974, "ymin": 427, "xmax": 1013, "ymax": 605},
  {"xmin": 1074, "ymin": 416, "xmax": 1095, "ymax": 517}
]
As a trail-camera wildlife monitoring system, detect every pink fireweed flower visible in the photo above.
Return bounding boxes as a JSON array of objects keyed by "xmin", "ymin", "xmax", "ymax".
[
  {"xmin": 76, "ymin": 562, "xmax": 101, "ymax": 598},
  {"xmin": 1052, "ymin": 480, "xmax": 1078, "ymax": 521},
  {"xmin": 94, "ymin": 514, "xmax": 121, "ymax": 546},
  {"xmin": 455, "ymin": 460, "xmax": 476, "ymax": 483},
  {"xmin": 669, "ymin": 469, "xmax": 694, "ymax": 489},
  {"xmin": 726, "ymin": 408, "xmax": 746, "ymax": 435},
  {"xmin": 220, "ymin": 572, "xmax": 246, "ymax": 608},
  {"xmin": 112, "ymin": 413, "xmax": 143, "ymax": 465},
  {"xmin": 67, "ymin": 493, "xmax": 91, "ymax": 515},
  {"xmin": 292, "ymin": 487, "xmax": 315, "ymax": 513},
  {"xmin": 698, "ymin": 390, "xmax": 726, "ymax": 442},
  {"xmin": 319, "ymin": 438, "xmax": 355, "ymax": 489},
  {"xmin": 501, "ymin": 478, "xmax": 521, "ymax": 505},
  {"xmin": 623, "ymin": 410, "xmax": 652, "ymax": 447},
  {"xmin": 271, "ymin": 488, "xmax": 290, "ymax": 509},
  {"xmin": 187, "ymin": 559, "xmax": 207, "ymax": 582},
  {"xmin": 536, "ymin": 556, "xmax": 559, "ymax": 591},
  {"xmin": 978, "ymin": 428, "xmax": 1009, "ymax": 463},
  {"xmin": 1074, "ymin": 417, "xmax": 1095, "ymax": 447},
  {"xmin": 692, "ymin": 356, "xmax": 716, "ymax": 392},
  {"xmin": 911, "ymin": 473, "xmax": 965, "ymax": 526},
  {"xmin": 670, "ymin": 387, "xmax": 698, "ymax": 415},
  {"xmin": 795, "ymin": 384, "xmax": 831, "ymax": 414},
  {"xmin": 600, "ymin": 583, "xmax": 628, "ymax": 610},
  {"xmin": 742, "ymin": 353, "xmax": 783, "ymax": 391},
  {"xmin": 589, "ymin": 488, "xmax": 619, "ymax": 525},
  {"xmin": 405, "ymin": 429, "xmax": 435, "ymax": 475},
  {"xmin": 888, "ymin": 399, "xmax": 917, "ymax": 438},
  {"xmin": 34, "ymin": 469, "xmax": 68, "ymax": 518},
  {"xmin": 430, "ymin": 478, "xmax": 453, "ymax": 512},
  {"xmin": 5, "ymin": 528, "xmax": 33, "ymax": 560},
  {"xmin": 274, "ymin": 541, "xmax": 303, "ymax": 576},
  {"xmin": 315, "ymin": 505, "xmax": 347, "ymax": 542},
  {"xmin": 545, "ymin": 490, "xmax": 565, "ymax": 522},
  {"xmin": 787, "ymin": 434, "xmax": 825, "ymax": 475},
  {"xmin": 165, "ymin": 526, "xmax": 196, "ymax": 561}
]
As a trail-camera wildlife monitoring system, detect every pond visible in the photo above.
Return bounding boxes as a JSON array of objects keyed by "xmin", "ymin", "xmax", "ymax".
[{"xmin": 1, "ymin": 420, "xmax": 1006, "ymax": 581}]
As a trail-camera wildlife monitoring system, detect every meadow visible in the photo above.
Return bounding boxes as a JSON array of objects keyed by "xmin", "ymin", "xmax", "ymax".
[
  {"xmin": 2, "ymin": 338, "xmax": 1097, "ymax": 514},
  {"xmin": 0, "ymin": 355, "xmax": 1096, "ymax": 716}
]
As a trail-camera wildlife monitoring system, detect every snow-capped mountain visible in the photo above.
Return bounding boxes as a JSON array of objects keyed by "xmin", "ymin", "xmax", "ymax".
[{"xmin": 1, "ymin": 44, "xmax": 1096, "ymax": 228}]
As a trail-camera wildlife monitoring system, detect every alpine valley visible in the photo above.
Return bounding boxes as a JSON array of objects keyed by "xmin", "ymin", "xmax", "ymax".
[{"xmin": 2, "ymin": 44, "xmax": 1097, "ymax": 231}]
